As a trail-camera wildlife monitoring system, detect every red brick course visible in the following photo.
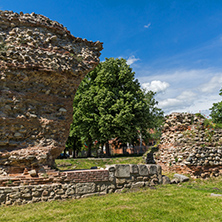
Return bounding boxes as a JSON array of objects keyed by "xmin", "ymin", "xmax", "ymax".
[{"xmin": 0, "ymin": 169, "xmax": 109, "ymax": 187}]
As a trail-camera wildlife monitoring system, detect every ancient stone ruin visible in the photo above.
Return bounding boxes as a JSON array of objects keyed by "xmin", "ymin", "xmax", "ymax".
[
  {"xmin": 155, "ymin": 112, "xmax": 222, "ymax": 178},
  {"xmin": 0, "ymin": 164, "xmax": 163, "ymax": 205},
  {"xmin": 0, "ymin": 10, "xmax": 103, "ymax": 175}
]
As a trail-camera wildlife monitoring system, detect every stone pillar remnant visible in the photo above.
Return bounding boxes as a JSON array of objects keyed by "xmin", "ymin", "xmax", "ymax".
[{"xmin": 0, "ymin": 11, "xmax": 103, "ymax": 174}]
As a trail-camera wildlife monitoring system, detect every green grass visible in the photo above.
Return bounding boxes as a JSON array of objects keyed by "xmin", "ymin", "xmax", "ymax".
[
  {"xmin": 1, "ymin": 177, "xmax": 222, "ymax": 222},
  {"xmin": 56, "ymin": 156, "xmax": 143, "ymax": 170}
]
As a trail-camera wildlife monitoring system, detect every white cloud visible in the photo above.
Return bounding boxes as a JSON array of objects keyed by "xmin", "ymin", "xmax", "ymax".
[
  {"xmin": 157, "ymin": 87, "xmax": 221, "ymax": 115},
  {"xmin": 177, "ymin": 90, "xmax": 196, "ymax": 101},
  {"xmin": 144, "ymin": 23, "xmax": 151, "ymax": 28},
  {"xmin": 158, "ymin": 90, "xmax": 196, "ymax": 109},
  {"xmin": 126, "ymin": 55, "xmax": 140, "ymax": 65},
  {"xmin": 200, "ymin": 74, "xmax": 222, "ymax": 93},
  {"xmin": 136, "ymin": 67, "xmax": 222, "ymax": 115},
  {"xmin": 142, "ymin": 80, "xmax": 170, "ymax": 93}
]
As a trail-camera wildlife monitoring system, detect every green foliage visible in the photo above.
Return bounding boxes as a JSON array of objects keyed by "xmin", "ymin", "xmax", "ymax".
[
  {"xmin": 195, "ymin": 113, "xmax": 205, "ymax": 119},
  {"xmin": 203, "ymin": 118, "xmax": 214, "ymax": 129},
  {"xmin": 65, "ymin": 135, "xmax": 82, "ymax": 158},
  {"xmin": 210, "ymin": 101, "xmax": 222, "ymax": 124},
  {"xmin": 70, "ymin": 58, "xmax": 163, "ymax": 156},
  {"xmin": 210, "ymin": 88, "xmax": 222, "ymax": 124},
  {"xmin": 142, "ymin": 90, "xmax": 164, "ymax": 142},
  {"xmin": 215, "ymin": 123, "xmax": 222, "ymax": 129}
]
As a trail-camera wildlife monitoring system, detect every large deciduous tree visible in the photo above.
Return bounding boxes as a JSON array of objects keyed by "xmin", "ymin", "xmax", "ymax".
[
  {"xmin": 210, "ymin": 88, "xmax": 222, "ymax": 124},
  {"xmin": 70, "ymin": 58, "xmax": 163, "ymax": 157}
]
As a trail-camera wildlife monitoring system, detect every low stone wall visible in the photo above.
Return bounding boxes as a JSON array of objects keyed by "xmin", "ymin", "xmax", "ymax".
[{"xmin": 0, "ymin": 164, "xmax": 162, "ymax": 205}]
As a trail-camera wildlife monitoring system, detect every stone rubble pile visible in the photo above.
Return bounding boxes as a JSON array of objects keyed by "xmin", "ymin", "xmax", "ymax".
[
  {"xmin": 0, "ymin": 10, "xmax": 103, "ymax": 175},
  {"xmin": 156, "ymin": 113, "xmax": 222, "ymax": 178}
]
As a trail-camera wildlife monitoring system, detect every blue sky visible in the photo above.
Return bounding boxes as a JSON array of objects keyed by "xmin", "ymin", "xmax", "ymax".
[{"xmin": 1, "ymin": 0, "xmax": 222, "ymax": 115}]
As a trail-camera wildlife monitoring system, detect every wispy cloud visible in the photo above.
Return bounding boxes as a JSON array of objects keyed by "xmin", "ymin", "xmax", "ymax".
[
  {"xmin": 158, "ymin": 90, "xmax": 197, "ymax": 111},
  {"xmin": 200, "ymin": 74, "xmax": 222, "ymax": 93},
  {"xmin": 135, "ymin": 34, "xmax": 222, "ymax": 73},
  {"xmin": 126, "ymin": 55, "xmax": 140, "ymax": 65},
  {"xmin": 144, "ymin": 23, "xmax": 151, "ymax": 29}
]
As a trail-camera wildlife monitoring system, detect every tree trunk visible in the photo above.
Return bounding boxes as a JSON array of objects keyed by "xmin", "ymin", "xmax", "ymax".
[
  {"xmin": 72, "ymin": 143, "xmax": 76, "ymax": 158},
  {"xmin": 105, "ymin": 141, "xmax": 111, "ymax": 157},
  {"xmin": 87, "ymin": 139, "xmax": 92, "ymax": 157},
  {"xmin": 122, "ymin": 143, "xmax": 127, "ymax": 155}
]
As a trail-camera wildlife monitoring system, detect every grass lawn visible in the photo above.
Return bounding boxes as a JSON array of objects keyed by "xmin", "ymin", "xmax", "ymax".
[
  {"xmin": 0, "ymin": 176, "xmax": 222, "ymax": 222},
  {"xmin": 55, "ymin": 156, "xmax": 143, "ymax": 170}
]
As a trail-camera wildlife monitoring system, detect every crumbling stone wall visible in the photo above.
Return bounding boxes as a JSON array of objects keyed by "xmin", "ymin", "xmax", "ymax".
[
  {"xmin": 0, "ymin": 11, "xmax": 103, "ymax": 174},
  {"xmin": 156, "ymin": 113, "xmax": 222, "ymax": 178},
  {"xmin": 0, "ymin": 164, "xmax": 162, "ymax": 205}
]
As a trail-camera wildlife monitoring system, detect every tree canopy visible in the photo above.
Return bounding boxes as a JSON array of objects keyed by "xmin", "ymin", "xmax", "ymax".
[
  {"xmin": 69, "ymin": 58, "xmax": 163, "ymax": 156},
  {"xmin": 210, "ymin": 88, "xmax": 222, "ymax": 124}
]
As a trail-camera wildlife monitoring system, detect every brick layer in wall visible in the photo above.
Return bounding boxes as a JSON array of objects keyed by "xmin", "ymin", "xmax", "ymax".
[{"xmin": 0, "ymin": 169, "xmax": 109, "ymax": 187}]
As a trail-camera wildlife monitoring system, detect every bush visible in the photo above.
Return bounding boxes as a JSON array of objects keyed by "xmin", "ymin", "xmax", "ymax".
[
  {"xmin": 203, "ymin": 119, "xmax": 214, "ymax": 129},
  {"xmin": 195, "ymin": 113, "xmax": 205, "ymax": 119},
  {"xmin": 215, "ymin": 123, "xmax": 222, "ymax": 129}
]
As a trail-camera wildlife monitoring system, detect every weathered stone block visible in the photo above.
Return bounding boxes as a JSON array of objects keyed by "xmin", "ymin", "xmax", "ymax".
[
  {"xmin": 174, "ymin": 174, "xmax": 189, "ymax": 182},
  {"xmin": 56, "ymin": 189, "xmax": 65, "ymax": 195},
  {"xmin": 138, "ymin": 165, "xmax": 148, "ymax": 176},
  {"xmin": 132, "ymin": 182, "xmax": 144, "ymax": 188},
  {"xmin": 97, "ymin": 184, "xmax": 107, "ymax": 192},
  {"xmin": 130, "ymin": 164, "xmax": 139, "ymax": 174},
  {"xmin": 42, "ymin": 190, "xmax": 49, "ymax": 196},
  {"xmin": 147, "ymin": 164, "xmax": 158, "ymax": 175},
  {"xmin": 66, "ymin": 188, "xmax": 75, "ymax": 196},
  {"xmin": 115, "ymin": 165, "xmax": 130, "ymax": 178},
  {"xmin": 124, "ymin": 183, "xmax": 132, "ymax": 188},
  {"xmin": 150, "ymin": 177, "xmax": 159, "ymax": 186},
  {"xmin": 76, "ymin": 183, "xmax": 96, "ymax": 194},
  {"xmin": 28, "ymin": 170, "xmax": 37, "ymax": 177},
  {"xmin": 32, "ymin": 191, "xmax": 41, "ymax": 197},
  {"xmin": 9, "ymin": 192, "xmax": 21, "ymax": 199},
  {"xmin": 108, "ymin": 171, "xmax": 115, "ymax": 182},
  {"xmin": 22, "ymin": 193, "xmax": 32, "ymax": 199},
  {"xmin": 116, "ymin": 178, "xmax": 126, "ymax": 185},
  {"xmin": 157, "ymin": 165, "xmax": 162, "ymax": 175},
  {"xmin": 0, "ymin": 194, "xmax": 6, "ymax": 202},
  {"xmin": 32, "ymin": 197, "xmax": 41, "ymax": 203},
  {"xmin": 81, "ymin": 193, "xmax": 99, "ymax": 198},
  {"xmin": 162, "ymin": 175, "xmax": 171, "ymax": 184}
]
